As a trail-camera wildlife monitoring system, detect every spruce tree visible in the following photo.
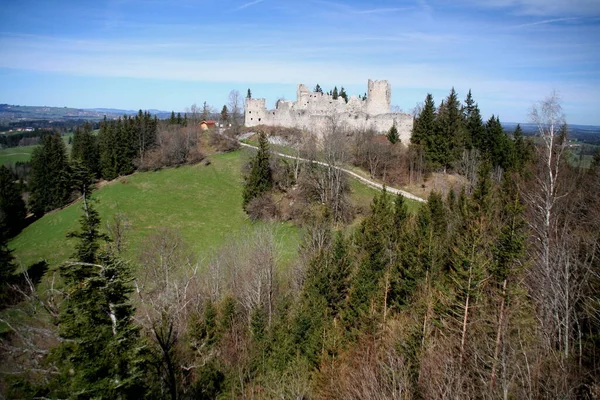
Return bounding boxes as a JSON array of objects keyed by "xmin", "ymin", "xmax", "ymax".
[
  {"xmin": 220, "ymin": 105, "xmax": 229, "ymax": 123},
  {"xmin": 29, "ymin": 133, "xmax": 72, "ymax": 217},
  {"xmin": 71, "ymin": 123, "xmax": 101, "ymax": 178},
  {"xmin": 247, "ymin": 88, "xmax": 252, "ymax": 99},
  {"xmin": 411, "ymin": 94, "xmax": 437, "ymax": 168},
  {"xmin": 242, "ymin": 132, "xmax": 273, "ymax": 210},
  {"xmin": 486, "ymin": 115, "xmax": 509, "ymax": 169},
  {"xmin": 169, "ymin": 111, "xmax": 177, "ymax": 125},
  {"xmin": 345, "ymin": 188, "xmax": 395, "ymax": 332},
  {"xmin": 0, "ymin": 165, "xmax": 26, "ymax": 238},
  {"xmin": 52, "ymin": 198, "xmax": 147, "ymax": 398},
  {"xmin": 436, "ymin": 88, "xmax": 465, "ymax": 171},
  {"xmin": 314, "ymin": 84, "xmax": 323, "ymax": 93},
  {"xmin": 387, "ymin": 122, "xmax": 399, "ymax": 144},
  {"xmin": 332, "ymin": 86, "xmax": 339, "ymax": 100},
  {"xmin": 463, "ymin": 90, "xmax": 485, "ymax": 151},
  {"xmin": 339, "ymin": 87, "xmax": 348, "ymax": 103},
  {"xmin": 0, "ymin": 230, "xmax": 17, "ymax": 291}
]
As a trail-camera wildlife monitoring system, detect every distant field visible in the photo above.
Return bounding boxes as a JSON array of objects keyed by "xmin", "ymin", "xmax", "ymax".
[
  {"xmin": 0, "ymin": 145, "xmax": 37, "ymax": 165},
  {"xmin": 0, "ymin": 135, "xmax": 72, "ymax": 166}
]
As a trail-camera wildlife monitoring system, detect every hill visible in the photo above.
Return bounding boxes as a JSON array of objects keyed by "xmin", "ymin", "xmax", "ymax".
[
  {"xmin": 9, "ymin": 150, "xmax": 301, "ymax": 270},
  {"xmin": 0, "ymin": 104, "xmax": 173, "ymax": 124},
  {"xmin": 8, "ymin": 148, "xmax": 398, "ymax": 272}
]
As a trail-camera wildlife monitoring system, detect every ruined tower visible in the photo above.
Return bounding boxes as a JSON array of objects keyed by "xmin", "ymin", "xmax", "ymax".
[{"xmin": 366, "ymin": 79, "xmax": 391, "ymax": 115}]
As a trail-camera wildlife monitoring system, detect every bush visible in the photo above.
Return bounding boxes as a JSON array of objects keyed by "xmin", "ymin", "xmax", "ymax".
[
  {"xmin": 208, "ymin": 130, "xmax": 239, "ymax": 153},
  {"xmin": 246, "ymin": 193, "xmax": 279, "ymax": 222}
]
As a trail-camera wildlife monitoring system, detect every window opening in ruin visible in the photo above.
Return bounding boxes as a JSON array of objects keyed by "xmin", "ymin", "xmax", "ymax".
[
  {"xmin": 249, "ymin": 111, "xmax": 251, "ymax": 113},
  {"xmin": 251, "ymin": 118, "xmax": 253, "ymax": 121},
  {"xmin": 258, "ymin": 118, "xmax": 261, "ymax": 122}
]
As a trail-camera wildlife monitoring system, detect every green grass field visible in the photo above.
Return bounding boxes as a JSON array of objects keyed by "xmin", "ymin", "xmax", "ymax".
[
  {"xmin": 9, "ymin": 150, "xmax": 300, "ymax": 271},
  {"xmin": 0, "ymin": 145, "xmax": 37, "ymax": 165},
  {"xmin": 0, "ymin": 135, "xmax": 73, "ymax": 166},
  {"xmin": 8, "ymin": 146, "xmax": 421, "ymax": 274}
]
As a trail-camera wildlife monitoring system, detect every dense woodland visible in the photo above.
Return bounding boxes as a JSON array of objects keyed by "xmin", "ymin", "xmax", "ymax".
[{"xmin": 0, "ymin": 91, "xmax": 599, "ymax": 399}]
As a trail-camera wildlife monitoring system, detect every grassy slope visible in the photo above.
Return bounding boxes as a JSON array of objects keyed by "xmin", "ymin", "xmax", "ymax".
[
  {"xmin": 9, "ymin": 149, "xmax": 299, "ymax": 270},
  {"xmin": 0, "ymin": 135, "xmax": 72, "ymax": 166},
  {"xmin": 9, "ymin": 145, "xmax": 421, "ymax": 272},
  {"xmin": 0, "ymin": 145, "xmax": 37, "ymax": 165}
]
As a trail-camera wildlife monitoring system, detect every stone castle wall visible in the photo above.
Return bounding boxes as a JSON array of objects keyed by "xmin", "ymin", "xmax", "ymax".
[{"xmin": 244, "ymin": 79, "xmax": 412, "ymax": 143}]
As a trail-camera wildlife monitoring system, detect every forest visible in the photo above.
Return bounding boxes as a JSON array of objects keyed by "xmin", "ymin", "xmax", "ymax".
[{"xmin": 0, "ymin": 90, "xmax": 598, "ymax": 399}]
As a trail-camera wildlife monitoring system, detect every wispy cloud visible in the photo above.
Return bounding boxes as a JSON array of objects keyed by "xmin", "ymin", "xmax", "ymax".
[
  {"xmin": 233, "ymin": 0, "xmax": 265, "ymax": 11},
  {"xmin": 352, "ymin": 7, "xmax": 415, "ymax": 15},
  {"xmin": 510, "ymin": 17, "xmax": 579, "ymax": 28}
]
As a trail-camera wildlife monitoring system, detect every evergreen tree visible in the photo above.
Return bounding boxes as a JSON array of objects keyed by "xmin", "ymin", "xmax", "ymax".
[
  {"xmin": 314, "ymin": 84, "xmax": 323, "ymax": 93},
  {"xmin": 220, "ymin": 105, "xmax": 229, "ymax": 123},
  {"xmin": 332, "ymin": 86, "xmax": 339, "ymax": 100},
  {"xmin": 247, "ymin": 88, "xmax": 252, "ymax": 99},
  {"xmin": 510, "ymin": 124, "xmax": 531, "ymax": 172},
  {"xmin": 339, "ymin": 87, "xmax": 348, "ymax": 103},
  {"xmin": 387, "ymin": 122, "xmax": 400, "ymax": 144},
  {"xmin": 463, "ymin": 90, "xmax": 485, "ymax": 151},
  {"xmin": 345, "ymin": 189, "xmax": 395, "ymax": 332},
  {"xmin": 29, "ymin": 133, "xmax": 72, "ymax": 217},
  {"xmin": 485, "ymin": 115, "xmax": 509, "ymax": 169},
  {"xmin": 169, "ymin": 111, "xmax": 177, "ymax": 125},
  {"xmin": 242, "ymin": 132, "xmax": 273, "ymax": 210},
  {"xmin": 51, "ymin": 200, "xmax": 147, "ymax": 398},
  {"xmin": 71, "ymin": 123, "xmax": 101, "ymax": 178},
  {"xmin": 176, "ymin": 112, "xmax": 182, "ymax": 125},
  {"xmin": 0, "ymin": 165, "xmax": 26, "ymax": 238},
  {"xmin": 436, "ymin": 87, "xmax": 465, "ymax": 171},
  {"xmin": 201, "ymin": 101, "xmax": 211, "ymax": 121},
  {"xmin": 411, "ymin": 94, "xmax": 437, "ymax": 169},
  {"xmin": 0, "ymin": 230, "xmax": 17, "ymax": 290}
]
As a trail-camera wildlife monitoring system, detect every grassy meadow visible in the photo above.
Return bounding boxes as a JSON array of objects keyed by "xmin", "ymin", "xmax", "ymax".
[
  {"xmin": 9, "ymin": 150, "xmax": 300, "ymax": 272},
  {"xmin": 0, "ymin": 145, "xmax": 37, "ymax": 165},
  {"xmin": 9, "ymin": 146, "xmax": 422, "ymax": 274}
]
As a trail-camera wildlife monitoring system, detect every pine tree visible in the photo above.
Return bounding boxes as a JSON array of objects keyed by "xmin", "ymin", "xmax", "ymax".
[
  {"xmin": 411, "ymin": 94, "xmax": 437, "ymax": 169},
  {"xmin": 247, "ymin": 88, "xmax": 252, "ymax": 99},
  {"xmin": 510, "ymin": 124, "xmax": 531, "ymax": 172},
  {"xmin": 463, "ymin": 90, "xmax": 485, "ymax": 151},
  {"xmin": 201, "ymin": 101, "xmax": 211, "ymax": 121},
  {"xmin": 71, "ymin": 123, "xmax": 101, "ymax": 178},
  {"xmin": 436, "ymin": 87, "xmax": 465, "ymax": 171},
  {"xmin": 176, "ymin": 112, "xmax": 182, "ymax": 125},
  {"xmin": 485, "ymin": 115, "xmax": 509, "ymax": 169},
  {"xmin": 314, "ymin": 84, "xmax": 323, "ymax": 93},
  {"xmin": 0, "ymin": 230, "xmax": 17, "ymax": 290},
  {"xmin": 220, "ymin": 105, "xmax": 229, "ymax": 123},
  {"xmin": 169, "ymin": 111, "xmax": 177, "ymax": 125},
  {"xmin": 345, "ymin": 189, "xmax": 395, "ymax": 332},
  {"xmin": 242, "ymin": 131, "xmax": 273, "ymax": 210},
  {"xmin": 51, "ymin": 198, "xmax": 147, "ymax": 398},
  {"xmin": 339, "ymin": 87, "xmax": 348, "ymax": 103},
  {"xmin": 332, "ymin": 86, "xmax": 339, "ymax": 100},
  {"xmin": 0, "ymin": 165, "xmax": 26, "ymax": 238},
  {"xmin": 28, "ymin": 133, "xmax": 72, "ymax": 217},
  {"xmin": 387, "ymin": 122, "xmax": 400, "ymax": 144}
]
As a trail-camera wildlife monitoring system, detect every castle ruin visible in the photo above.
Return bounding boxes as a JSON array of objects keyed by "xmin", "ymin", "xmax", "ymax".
[{"xmin": 244, "ymin": 79, "xmax": 413, "ymax": 142}]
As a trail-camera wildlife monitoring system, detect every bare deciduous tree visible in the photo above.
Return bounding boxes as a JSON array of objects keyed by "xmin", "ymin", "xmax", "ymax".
[{"xmin": 228, "ymin": 90, "xmax": 243, "ymax": 132}]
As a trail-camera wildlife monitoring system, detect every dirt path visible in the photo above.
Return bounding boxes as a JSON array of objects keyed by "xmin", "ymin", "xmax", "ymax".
[{"xmin": 239, "ymin": 142, "xmax": 426, "ymax": 203}]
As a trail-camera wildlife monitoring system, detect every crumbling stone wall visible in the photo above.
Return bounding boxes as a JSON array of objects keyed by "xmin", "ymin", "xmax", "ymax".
[{"xmin": 244, "ymin": 79, "xmax": 413, "ymax": 143}]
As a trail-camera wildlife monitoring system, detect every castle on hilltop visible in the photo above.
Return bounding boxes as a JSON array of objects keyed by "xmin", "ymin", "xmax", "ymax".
[{"xmin": 244, "ymin": 80, "xmax": 413, "ymax": 142}]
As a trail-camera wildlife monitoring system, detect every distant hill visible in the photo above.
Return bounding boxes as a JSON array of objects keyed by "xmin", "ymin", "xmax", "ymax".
[
  {"xmin": 504, "ymin": 122, "xmax": 600, "ymax": 145},
  {"xmin": 0, "ymin": 104, "xmax": 173, "ymax": 123}
]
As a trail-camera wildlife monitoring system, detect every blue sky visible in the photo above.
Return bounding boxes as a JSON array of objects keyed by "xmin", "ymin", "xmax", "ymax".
[{"xmin": 1, "ymin": 0, "xmax": 599, "ymax": 124}]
